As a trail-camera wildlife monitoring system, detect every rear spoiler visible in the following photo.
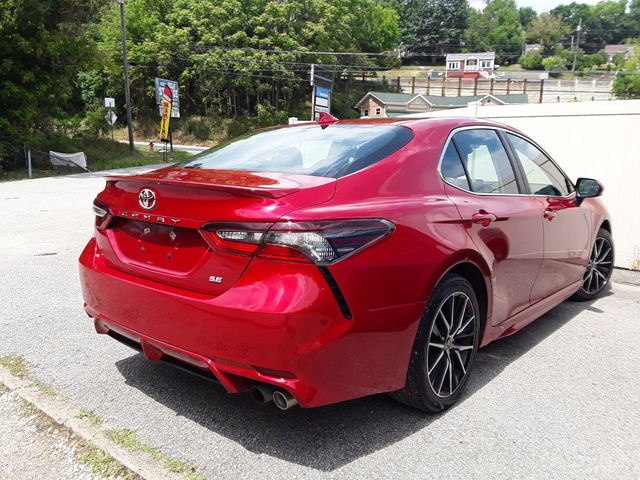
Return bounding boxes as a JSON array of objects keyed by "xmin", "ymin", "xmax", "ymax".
[{"xmin": 106, "ymin": 175, "xmax": 299, "ymax": 199}]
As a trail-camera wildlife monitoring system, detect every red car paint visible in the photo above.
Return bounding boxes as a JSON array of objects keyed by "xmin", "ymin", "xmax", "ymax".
[{"xmin": 79, "ymin": 117, "xmax": 610, "ymax": 408}]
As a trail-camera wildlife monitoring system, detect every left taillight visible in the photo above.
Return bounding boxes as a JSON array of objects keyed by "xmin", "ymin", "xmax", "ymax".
[
  {"xmin": 92, "ymin": 201, "xmax": 111, "ymax": 229},
  {"xmin": 201, "ymin": 219, "xmax": 394, "ymax": 265}
]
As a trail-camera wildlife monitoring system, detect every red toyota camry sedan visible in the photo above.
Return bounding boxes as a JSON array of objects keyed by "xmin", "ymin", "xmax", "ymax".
[{"xmin": 79, "ymin": 116, "xmax": 613, "ymax": 412}]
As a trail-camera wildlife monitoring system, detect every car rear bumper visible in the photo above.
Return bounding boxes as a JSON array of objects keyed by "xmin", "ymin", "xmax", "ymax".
[{"xmin": 79, "ymin": 238, "xmax": 420, "ymax": 407}]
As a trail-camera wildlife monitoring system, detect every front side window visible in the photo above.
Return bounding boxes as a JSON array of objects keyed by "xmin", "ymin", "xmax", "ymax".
[
  {"xmin": 466, "ymin": 59, "xmax": 478, "ymax": 67},
  {"xmin": 447, "ymin": 61, "xmax": 460, "ymax": 69},
  {"xmin": 506, "ymin": 133, "xmax": 572, "ymax": 196},
  {"xmin": 480, "ymin": 60, "xmax": 493, "ymax": 68},
  {"xmin": 451, "ymin": 129, "xmax": 519, "ymax": 194},
  {"xmin": 176, "ymin": 124, "xmax": 414, "ymax": 179}
]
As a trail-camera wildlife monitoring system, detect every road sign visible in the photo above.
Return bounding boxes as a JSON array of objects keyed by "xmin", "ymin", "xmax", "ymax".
[
  {"xmin": 155, "ymin": 78, "xmax": 180, "ymax": 118},
  {"xmin": 157, "ymin": 105, "xmax": 180, "ymax": 118},
  {"xmin": 310, "ymin": 64, "xmax": 334, "ymax": 121},
  {"xmin": 313, "ymin": 85, "xmax": 331, "ymax": 120},
  {"xmin": 105, "ymin": 110, "xmax": 117, "ymax": 126},
  {"xmin": 104, "ymin": 97, "xmax": 115, "ymax": 108},
  {"xmin": 159, "ymin": 84, "xmax": 173, "ymax": 142}
]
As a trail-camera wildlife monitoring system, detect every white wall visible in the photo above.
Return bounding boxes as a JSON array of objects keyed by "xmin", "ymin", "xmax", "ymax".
[{"xmin": 402, "ymin": 100, "xmax": 640, "ymax": 270}]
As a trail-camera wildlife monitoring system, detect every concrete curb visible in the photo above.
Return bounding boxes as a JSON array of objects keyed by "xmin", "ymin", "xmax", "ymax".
[
  {"xmin": 0, "ymin": 366, "xmax": 181, "ymax": 480},
  {"xmin": 612, "ymin": 268, "xmax": 640, "ymax": 287}
]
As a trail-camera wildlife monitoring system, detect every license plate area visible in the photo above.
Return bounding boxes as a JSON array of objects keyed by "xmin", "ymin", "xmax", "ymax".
[{"xmin": 110, "ymin": 219, "xmax": 208, "ymax": 273}]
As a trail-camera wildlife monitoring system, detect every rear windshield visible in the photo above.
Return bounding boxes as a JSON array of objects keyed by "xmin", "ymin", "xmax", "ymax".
[{"xmin": 175, "ymin": 124, "xmax": 414, "ymax": 178}]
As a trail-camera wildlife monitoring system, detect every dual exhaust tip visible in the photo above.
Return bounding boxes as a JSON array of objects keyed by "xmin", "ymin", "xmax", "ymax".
[{"xmin": 251, "ymin": 384, "xmax": 298, "ymax": 410}]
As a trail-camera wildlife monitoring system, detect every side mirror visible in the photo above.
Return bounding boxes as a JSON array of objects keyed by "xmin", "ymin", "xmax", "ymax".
[{"xmin": 575, "ymin": 177, "xmax": 603, "ymax": 203}]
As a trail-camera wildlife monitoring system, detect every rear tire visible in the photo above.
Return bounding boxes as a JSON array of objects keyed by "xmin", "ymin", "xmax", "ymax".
[
  {"xmin": 571, "ymin": 228, "xmax": 614, "ymax": 301},
  {"xmin": 390, "ymin": 274, "xmax": 480, "ymax": 412}
]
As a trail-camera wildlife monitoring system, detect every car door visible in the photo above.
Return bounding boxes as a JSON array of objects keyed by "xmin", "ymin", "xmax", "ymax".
[
  {"xmin": 441, "ymin": 128, "xmax": 545, "ymax": 325},
  {"xmin": 503, "ymin": 132, "xmax": 591, "ymax": 303}
]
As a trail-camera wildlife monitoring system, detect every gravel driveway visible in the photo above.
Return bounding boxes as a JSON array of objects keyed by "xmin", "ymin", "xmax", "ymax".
[{"xmin": 1, "ymin": 168, "xmax": 639, "ymax": 479}]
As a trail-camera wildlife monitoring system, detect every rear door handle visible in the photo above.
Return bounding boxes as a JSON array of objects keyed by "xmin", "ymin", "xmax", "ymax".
[
  {"xmin": 544, "ymin": 208, "xmax": 558, "ymax": 220},
  {"xmin": 471, "ymin": 211, "xmax": 497, "ymax": 227}
]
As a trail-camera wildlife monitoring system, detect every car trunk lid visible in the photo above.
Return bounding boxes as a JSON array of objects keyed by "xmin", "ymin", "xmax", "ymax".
[{"xmin": 94, "ymin": 167, "xmax": 336, "ymax": 295}]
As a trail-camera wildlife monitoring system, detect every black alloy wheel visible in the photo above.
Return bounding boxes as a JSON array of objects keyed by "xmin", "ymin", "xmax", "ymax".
[
  {"xmin": 572, "ymin": 228, "xmax": 614, "ymax": 301},
  {"xmin": 391, "ymin": 274, "xmax": 480, "ymax": 412}
]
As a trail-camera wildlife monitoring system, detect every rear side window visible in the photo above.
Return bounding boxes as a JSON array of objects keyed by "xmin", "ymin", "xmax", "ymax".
[
  {"xmin": 506, "ymin": 133, "xmax": 573, "ymax": 196},
  {"xmin": 452, "ymin": 129, "xmax": 519, "ymax": 194},
  {"xmin": 175, "ymin": 124, "xmax": 414, "ymax": 179},
  {"xmin": 441, "ymin": 143, "xmax": 470, "ymax": 190}
]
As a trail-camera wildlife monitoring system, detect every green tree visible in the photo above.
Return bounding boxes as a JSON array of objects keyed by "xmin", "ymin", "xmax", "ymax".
[
  {"xmin": 86, "ymin": 0, "xmax": 400, "ymax": 120},
  {"xmin": 526, "ymin": 13, "xmax": 569, "ymax": 54},
  {"xmin": 518, "ymin": 6, "xmax": 537, "ymax": 30},
  {"xmin": 552, "ymin": 1, "xmax": 628, "ymax": 51},
  {"xmin": 465, "ymin": 0, "xmax": 524, "ymax": 65},
  {"xmin": 622, "ymin": 0, "xmax": 640, "ymax": 40},
  {"xmin": 612, "ymin": 74, "xmax": 640, "ymax": 98},
  {"xmin": 397, "ymin": 0, "xmax": 470, "ymax": 58}
]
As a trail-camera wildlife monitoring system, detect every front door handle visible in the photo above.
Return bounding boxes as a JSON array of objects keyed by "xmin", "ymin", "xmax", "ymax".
[
  {"xmin": 544, "ymin": 208, "xmax": 558, "ymax": 221},
  {"xmin": 471, "ymin": 211, "xmax": 497, "ymax": 227}
]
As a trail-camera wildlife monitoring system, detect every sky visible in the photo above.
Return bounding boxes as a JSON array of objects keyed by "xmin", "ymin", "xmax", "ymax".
[{"xmin": 469, "ymin": 0, "xmax": 601, "ymax": 13}]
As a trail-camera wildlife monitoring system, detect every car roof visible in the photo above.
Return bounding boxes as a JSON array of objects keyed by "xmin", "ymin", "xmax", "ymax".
[
  {"xmin": 281, "ymin": 116, "xmax": 521, "ymax": 136},
  {"xmin": 269, "ymin": 116, "xmax": 527, "ymax": 141},
  {"xmin": 333, "ymin": 116, "xmax": 516, "ymax": 132}
]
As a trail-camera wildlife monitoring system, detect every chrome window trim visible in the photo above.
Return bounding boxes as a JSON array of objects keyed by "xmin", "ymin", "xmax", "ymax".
[{"xmin": 437, "ymin": 125, "xmax": 576, "ymax": 199}]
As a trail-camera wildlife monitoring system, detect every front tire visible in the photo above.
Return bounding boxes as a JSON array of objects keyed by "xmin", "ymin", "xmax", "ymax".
[
  {"xmin": 571, "ymin": 228, "xmax": 614, "ymax": 301},
  {"xmin": 391, "ymin": 274, "xmax": 480, "ymax": 412}
]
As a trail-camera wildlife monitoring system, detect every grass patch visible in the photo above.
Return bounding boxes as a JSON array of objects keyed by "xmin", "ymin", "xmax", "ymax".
[
  {"xmin": 77, "ymin": 439, "xmax": 139, "ymax": 480},
  {"xmin": 0, "ymin": 354, "xmax": 66, "ymax": 400},
  {"xmin": 77, "ymin": 408, "xmax": 104, "ymax": 426},
  {"xmin": 109, "ymin": 428, "xmax": 206, "ymax": 480},
  {"xmin": 17, "ymin": 399, "xmax": 38, "ymax": 417},
  {"xmin": 0, "ymin": 354, "xmax": 30, "ymax": 378},
  {"xmin": 14, "ymin": 395, "xmax": 139, "ymax": 479},
  {"xmin": 32, "ymin": 379, "xmax": 67, "ymax": 400},
  {"xmin": 1, "ymin": 138, "xmax": 192, "ymax": 182}
]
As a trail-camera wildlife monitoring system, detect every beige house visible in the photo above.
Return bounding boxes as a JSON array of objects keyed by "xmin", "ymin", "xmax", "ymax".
[
  {"xmin": 605, "ymin": 44, "xmax": 636, "ymax": 64},
  {"xmin": 445, "ymin": 52, "xmax": 496, "ymax": 79},
  {"xmin": 355, "ymin": 91, "xmax": 529, "ymax": 118}
]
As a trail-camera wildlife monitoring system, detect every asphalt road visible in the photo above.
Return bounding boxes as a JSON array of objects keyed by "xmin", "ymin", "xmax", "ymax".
[{"xmin": 1, "ymin": 167, "xmax": 639, "ymax": 479}]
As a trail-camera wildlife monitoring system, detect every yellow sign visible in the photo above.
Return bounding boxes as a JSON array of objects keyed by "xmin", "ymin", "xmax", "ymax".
[{"xmin": 159, "ymin": 84, "xmax": 173, "ymax": 142}]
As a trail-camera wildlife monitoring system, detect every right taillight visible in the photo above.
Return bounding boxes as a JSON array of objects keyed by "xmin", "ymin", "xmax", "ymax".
[{"xmin": 201, "ymin": 219, "xmax": 394, "ymax": 265}]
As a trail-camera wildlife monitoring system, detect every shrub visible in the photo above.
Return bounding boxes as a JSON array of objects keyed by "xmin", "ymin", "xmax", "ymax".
[
  {"xmin": 613, "ymin": 75, "xmax": 640, "ymax": 99},
  {"xmin": 226, "ymin": 117, "xmax": 251, "ymax": 138},
  {"xmin": 519, "ymin": 52, "xmax": 544, "ymax": 70},
  {"xmin": 542, "ymin": 56, "xmax": 567, "ymax": 73},
  {"xmin": 182, "ymin": 118, "xmax": 212, "ymax": 140},
  {"xmin": 256, "ymin": 103, "xmax": 289, "ymax": 128},
  {"xmin": 0, "ymin": 140, "xmax": 23, "ymax": 175}
]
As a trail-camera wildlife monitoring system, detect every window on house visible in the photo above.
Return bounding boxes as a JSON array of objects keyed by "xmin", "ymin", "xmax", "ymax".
[
  {"xmin": 466, "ymin": 59, "xmax": 478, "ymax": 67},
  {"xmin": 447, "ymin": 61, "xmax": 460, "ymax": 70},
  {"xmin": 375, "ymin": 107, "xmax": 381, "ymax": 115},
  {"xmin": 480, "ymin": 60, "xmax": 493, "ymax": 68},
  {"xmin": 363, "ymin": 109, "xmax": 369, "ymax": 117}
]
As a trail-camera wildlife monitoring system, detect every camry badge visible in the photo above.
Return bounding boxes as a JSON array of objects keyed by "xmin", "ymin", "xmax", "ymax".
[{"xmin": 138, "ymin": 188, "xmax": 156, "ymax": 210}]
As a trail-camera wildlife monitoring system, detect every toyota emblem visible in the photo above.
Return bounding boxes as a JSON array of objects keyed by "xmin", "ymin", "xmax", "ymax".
[{"xmin": 138, "ymin": 188, "xmax": 157, "ymax": 210}]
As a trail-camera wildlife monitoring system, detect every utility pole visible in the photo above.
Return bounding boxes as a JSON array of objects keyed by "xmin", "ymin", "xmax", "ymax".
[
  {"xmin": 118, "ymin": 0, "xmax": 134, "ymax": 152},
  {"xmin": 571, "ymin": 17, "xmax": 582, "ymax": 75}
]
